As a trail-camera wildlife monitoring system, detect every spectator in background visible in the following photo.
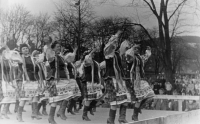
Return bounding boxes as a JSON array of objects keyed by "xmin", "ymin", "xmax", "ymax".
[
  {"xmin": 187, "ymin": 81, "xmax": 195, "ymax": 95},
  {"xmin": 181, "ymin": 83, "xmax": 187, "ymax": 95},
  {"xmin": 153, "ymin": 82, "xmax": 160, "ymax": 94},
  {"xmin": 160, "ymin": 76, "xmax": 166, "ymax": 88},
  {"xmin": 168, "ymin": 90, "xmax": 179, "ymax": 111},
  {"xmin": 151, "ymin": 88, "xmax": 169, "ymax": 110},
  {"xmin": 165, "ymin": 82, "xmax": 172, "ymax": 95},
  {"xmin": 176, "ymin": 81, "xmax": 183, "ymax": 95},
  {"xmin": 184, "ymin": 100, "xmax": 199, "ymax": 111},
  {"xmin": 194, "ymin": 81, "xmax": 199, "ymax": 95}
]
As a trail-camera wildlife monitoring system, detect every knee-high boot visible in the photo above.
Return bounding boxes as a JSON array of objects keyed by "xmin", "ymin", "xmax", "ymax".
[
  {"xmin": 31, "ymin": 102, "xmax": 42, "ymax": 120},
  {"xmin": 7, "ymin": 103, "xmax": 12, "ymax": 114},
  {"xmin": 78, "ymin": 98, "xmax": 83, "ymax": 110},
  {"xmin": 118, "ymin": 105, "xmax": 128, "ymax": 124},
  {"xmin": 37, "ymin": 102, "xmax": 43, "ymax": 116},
  {"xmin": 88, "ymin": 100, "xmax": 97, "ymax": 115},
  {"xmin": 73, "ymin": 100, "xmax": 79, "ymax": 113},
  {"xmin": 14, "ymin": 100, "xmax": 20, "ymax": 113},
  {"xmin": 107, "ymin": 109, "xmax": 116, "ymax": 124},
  {"xmin": 16, "ymin": 106, "xmax": 24, "ymax": 122},
  {"xmin": 2, "ymin": 104, "xmax": 9, "ymax": 119},
  {"xmin": 0, "ymin": 105, "xmax": 3, "ymax": 119},
  {"xmin": 132, "ymin": 107, "xmax": 141, "ymax": 121},
  {"xmin": 48, "ymin": 106, "xmax": 57, "ymax": 124},
  {"xmin": 56, "ymin": 101, "xmax": 62, "ymax": 117},
  {"xmin": 57, "ymin": 100, "xmax": 67, "ymax": 120},
  {"xmin": 67, "ymin": 99, "xmax": 75, "ymax": 115},
  {"xmin": 82, "ymin": 106, "xmax": 91, "ymax": 121},
  {"xmin": 42, "ymin": 100, "xmax": 48, "ymax": 115}
]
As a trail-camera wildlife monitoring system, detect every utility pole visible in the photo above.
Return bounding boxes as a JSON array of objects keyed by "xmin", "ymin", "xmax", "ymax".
[{"xmin": 77, "ymin": 0, "xmax": 81, "ymax": 59}]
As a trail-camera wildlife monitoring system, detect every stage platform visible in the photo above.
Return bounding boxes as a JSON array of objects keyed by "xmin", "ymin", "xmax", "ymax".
[{"xmin": 1, "ymin": 104, "xmax": 195, "ymax": 124}]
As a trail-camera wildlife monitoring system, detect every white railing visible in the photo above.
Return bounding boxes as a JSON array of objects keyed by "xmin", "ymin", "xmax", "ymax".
[{"xmin": 154, "ymin": 95, "xmax": 200, "ymax": 111}]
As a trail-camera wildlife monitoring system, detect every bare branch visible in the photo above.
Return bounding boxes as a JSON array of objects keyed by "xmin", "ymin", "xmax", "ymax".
[{"xmin": 168, "ymin": 0, "xmax": 187, "ymax": 21}]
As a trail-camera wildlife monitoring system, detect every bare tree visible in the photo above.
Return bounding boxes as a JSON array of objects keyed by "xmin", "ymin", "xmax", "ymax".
[
  {"xmin": 30, "ymin": 13, "xmax": 54, "ymax": 49},
  {"xmin": 54, "ymin": 0, "xmax": 95, "ymax": 49},
  {"xmin": 100, "ymin": 0, "xmax": 199, "ymax": 83},
  {"xmin": 0, "ymin": 5, "xmax": 32, "ymax": 49}
]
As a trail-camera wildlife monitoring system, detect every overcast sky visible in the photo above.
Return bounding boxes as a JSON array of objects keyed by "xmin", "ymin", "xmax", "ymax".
[{"xmin": 1, "ymin": 0, "xmax": 200, "ymax": 36}]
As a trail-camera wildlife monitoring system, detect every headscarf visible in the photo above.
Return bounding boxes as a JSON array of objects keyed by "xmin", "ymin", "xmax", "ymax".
[
  {"xmin": 125, "ymin": 44, "xmax": 140, "ymax": 58},
  {"xmin": 64, "ymin": 48, "xmax": 77, "ymax": 63},
  {"xmin": 119, "ymin": 40, "xmax": 130, "ymax": 56},
  {"xmin": 125, "ymin": 47, "xmax": 135, "ymax": 58},
  {"xmin": 104, "ymin": 34, "xmax": 119, "ymax": 58},
  {"xmin": 84, "ymin": 49, "xmax": 96, "ymax": 66}
]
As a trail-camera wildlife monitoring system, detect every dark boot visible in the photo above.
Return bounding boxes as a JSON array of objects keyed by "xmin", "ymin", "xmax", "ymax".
[
  {"xmin": 16, "ymin": 106, "xmax": 24, "ymax": 122},
  {"xmin": 118, "ymin": 105, "xmax": 128, "ymax": 124},
  {"xmin": 67, "ymin": 99, "xmax": 75, "ymax": 115},
  {"xmin": 93, "ymin": 107, "xmax": 96, "ymax": 112},
  {"xmin": 48, "ymin": 106, "xmax": 57, "ymax": 124},
  {"xmin": 37, "ymin": 102, "xmax": 43, "ymax": 116},
  {"xmin": 88, "ymin": 104, "xmax": 94, "ymax": 115},
  {"xmin": 78, "ymin": 99, "xmax": 83, "ymax": 110},
  {"xmin": 58, "ymin": 100, "xmax": 67, "ymax": 120},
  {"xmin": 42, "ymin": 100, "xmax": 48, "ymax": 115},
  {"xmin": 14, "ymin": 100, "xmax": 20, "ymax": 113},
  {"xmin": 7, "ymin": 103, "xmax": 12, "ymax": 114},
  {"xmin": 132, "ymin": 107, "xmax": 140, "ymax": 121},
  {"xmin": 73, "ymin": 101, "xmax": 79, "ymax": 113},
  {"xmin": 56, "ymin": 101, "xmax": 62, "ymax": 117},
  {"xmin": 31, "ymin": 102, "xmax": 42, "ymax": 120},
  {"xmin": 0, "ymin": 105, "xmax": 3, "ymax": 119},
  {"xmin": 89, "ymin": 100, "xmax": 97, "ymax": 115},
  {"xmin": 2, "ymin": 104, "xmax": 10, "ymax": 119},
  {"xmin": 107, "ymin": 109, "xmax": 116, "ymax": 124},
  {"xmin": 82, "ymin": 106, "xmax": 91, "ymax": 121}
]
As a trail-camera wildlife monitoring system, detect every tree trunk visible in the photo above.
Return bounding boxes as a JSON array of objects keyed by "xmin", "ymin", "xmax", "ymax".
[{"xmin": 164, "ymin": 67, "xmax": 174, "ymax": 84}]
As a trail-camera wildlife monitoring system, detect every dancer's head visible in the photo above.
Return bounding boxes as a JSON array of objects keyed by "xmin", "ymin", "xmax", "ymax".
[
  {"xmin": 20, "ymin": 43, "xmax": 29, "ymax": 56},
  {"xmin": 51, "ymin": 41, "xmax": 61, "ymax": 54}
]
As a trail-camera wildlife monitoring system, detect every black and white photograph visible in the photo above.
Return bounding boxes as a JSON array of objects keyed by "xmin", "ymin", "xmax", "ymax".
[{"xmin": 0, "ymin": 0, "xmax": 200, "ymax": 124}]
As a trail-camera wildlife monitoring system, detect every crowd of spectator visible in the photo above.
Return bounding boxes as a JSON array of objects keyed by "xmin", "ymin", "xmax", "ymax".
[{"xmin": 144, "ymin": 75, "xmax": 200, "ymax": 111}]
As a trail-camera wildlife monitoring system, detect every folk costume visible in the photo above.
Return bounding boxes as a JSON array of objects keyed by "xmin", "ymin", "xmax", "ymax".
[
  {"xmin": 18, "ymin": 43, "xmax": 43, "ymax": 121},
  {"xmin": 0, "ymin": 48, "xmax": 23, "ymax": 120},
  {"xmin": 46, "ymin": 42, "xmax": 80, "ymax": 124},
  {"xmin": 125, "ymin": 45, "xmax": 155, "ymax": 121},
  {"xmin": 31, "ymin": 50, "xmax": 48, "ymax": 116},
  {"xmin": 103, "ymin": 32, "xmax": 131, "ymax": 124},
  {"xmin": 79, "ymin": 49, "xmax": 102, "ymax": 121}
]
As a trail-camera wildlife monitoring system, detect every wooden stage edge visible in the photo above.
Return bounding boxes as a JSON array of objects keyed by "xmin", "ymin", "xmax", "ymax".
[{"xmin": 129, "ymin": 109, "xmax": 200, "ymax": 124}]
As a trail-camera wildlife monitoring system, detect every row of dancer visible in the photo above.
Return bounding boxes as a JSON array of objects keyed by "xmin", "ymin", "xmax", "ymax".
[
  {"xmin": 0, "ymin": 29, "xmax": 155, "ymax": 124},
  {"xmin": 0, "ymin": 36, "xmax": 104, "ymax": 124}
]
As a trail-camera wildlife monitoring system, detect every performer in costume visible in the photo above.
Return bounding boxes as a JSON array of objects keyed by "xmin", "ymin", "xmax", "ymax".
[
  {"xmin": 125, "ymin": 45, "xmax": 155, "ymax": 121},
  {"xmin": 56, "ymin": 46, "xmax": 80, "ymax": 116},
  {"xmin": 0, "ymin": 59, "xmax": 3, "ymax": 119},
  {"xmin": 15, "ymin": 43, "xmax": 43, "ymax": 122},
  {"xmin": 31, "ymin": 50, "xmax": 48, "ymax": 116},
  {"xmin": 46, "ymin": 41, "xmax": 80, "ymax": 124},
  {"xmin": 0, "ymin": 47, "xmax": 24, "ymax": 120},
  {"xmin": 103, "ymin": 30, "xmax": 131, "ymax": 124},
  {"xmin": 38, "ymin": 36, "xmax": 54, "ymax": 116},
  {"xmin": 78, "ymin": 48, "xmax": 102, "ymax": 121},
  {"xmin": 64, "ymin": 47, "xmax": 81, "ymax": 115}
]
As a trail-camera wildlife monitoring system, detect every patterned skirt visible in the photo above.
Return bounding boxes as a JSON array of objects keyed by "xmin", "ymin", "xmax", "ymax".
[
  {"xmin": 19, "ymin": 81, "xmax": 42, "ymax": 101},
  {"xmin": 83, "ymin": 82, "xmax": 103, "ymax": 101},
  {"xmin": 1, "ymin": 80, "xmax": 18, "ymax": 103},
  {"xmin": 105, "ymin": 78, "xmax": 131, "ymax": 106},
  {"xmin": 45, "ymin": 79, "xmax": 81, "ymax": 103},
  {"xmin": 126, "ymin": 79, "xmax": 155, "ymax": 102},
  {"xmin": 0, "ymin": 80, "xmax": 4, "ymax": 102}
]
